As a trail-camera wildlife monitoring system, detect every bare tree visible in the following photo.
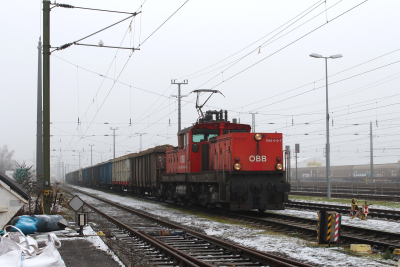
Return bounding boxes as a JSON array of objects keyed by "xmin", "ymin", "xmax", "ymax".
[{"xmin": 0, "ymin": 145, "xmax": 15, "ymax": 174}]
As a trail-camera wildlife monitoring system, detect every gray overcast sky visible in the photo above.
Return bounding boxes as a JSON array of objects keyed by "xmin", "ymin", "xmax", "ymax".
[{"xmin": 1, "ymin": 0, "xmax": 399, "ymax": 172}]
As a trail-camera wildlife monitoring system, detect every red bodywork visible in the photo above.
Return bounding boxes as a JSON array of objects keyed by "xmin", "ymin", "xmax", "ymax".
[{"xmin": 167, "ymin": 122, "xmax": 283, "ymax": 173}]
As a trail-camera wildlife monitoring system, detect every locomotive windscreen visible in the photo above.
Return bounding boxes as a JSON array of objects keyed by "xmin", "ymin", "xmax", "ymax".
[{"xmin": 192, "ymin": 129, "xmax": 218, "ymax": 142}]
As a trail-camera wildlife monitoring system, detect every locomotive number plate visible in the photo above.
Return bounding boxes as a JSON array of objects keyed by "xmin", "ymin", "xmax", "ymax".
[{"xmin": 265, "ymin": 139, "xmax": 282, "ymax": 142}]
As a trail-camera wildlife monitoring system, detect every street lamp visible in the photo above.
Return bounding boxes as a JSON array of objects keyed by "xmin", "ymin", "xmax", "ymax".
[
  {"xmin": 310, "ymin": 52, "xmax": 343, "ymax": 199},
  {"xmin": 135, "ymin": 133, "xmax": 147, "ymax": 152}
]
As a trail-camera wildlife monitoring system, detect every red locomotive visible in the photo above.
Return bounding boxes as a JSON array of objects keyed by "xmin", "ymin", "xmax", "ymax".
[{"xmin": 159, "ymin": 90, "xmax": 290, "ymax": 211}]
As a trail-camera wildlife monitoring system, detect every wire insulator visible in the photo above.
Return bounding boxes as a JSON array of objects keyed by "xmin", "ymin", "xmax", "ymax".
[
  {"xmin": 58, "ymin": 43, "xmax": 73, "ymax": 50},
  {"xmin": 57, "ymin": 4, "xmax": 74, "ymax": 8}
]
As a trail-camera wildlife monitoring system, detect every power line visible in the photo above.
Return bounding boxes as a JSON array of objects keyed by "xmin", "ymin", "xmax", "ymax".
[
  {"xmin": 206, "ymin": 1, "xmax": 369, "ymax": 90},
  {"xmin": 179, "ymin": 0, "xmax": 326, "ymax": 80},
  {"xmin": 139, "ymin": 0, "xmax": 189, "ymax": 47}
]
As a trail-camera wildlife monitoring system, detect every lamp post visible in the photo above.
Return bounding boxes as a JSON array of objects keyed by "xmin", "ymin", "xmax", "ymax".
[{"xmin": 309, "ymin": 53, "xmax": 343, "ymax": 199}]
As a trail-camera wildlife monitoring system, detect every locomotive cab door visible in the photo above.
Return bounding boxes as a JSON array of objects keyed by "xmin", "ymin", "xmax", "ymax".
[{"xmin": 177, "ymin": 133, "xmax": 189, "ymax": 173}]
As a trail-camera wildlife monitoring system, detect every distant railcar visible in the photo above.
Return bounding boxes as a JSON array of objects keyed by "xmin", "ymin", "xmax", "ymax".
[
  {"xmin": 112, "ymin": 155, "xmax": 131, "ymax": 191},
  {"xmin": 294, "ymin": 163, "xmax": 400, "ymax": 181},
  {"xmin": 100, "ymin": 161, "xmax": 112, "ymax": 187},
  {"xmin": 130, "ymin": 146, "xmax": 171, "ymax": 196}
]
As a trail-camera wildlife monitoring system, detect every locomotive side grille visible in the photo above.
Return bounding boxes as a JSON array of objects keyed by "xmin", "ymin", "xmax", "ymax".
[{"xmin": 201, "ymin": 144, "xmax": 210, "ymax": 171}]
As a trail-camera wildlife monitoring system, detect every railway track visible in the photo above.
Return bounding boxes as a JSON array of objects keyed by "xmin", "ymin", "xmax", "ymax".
[
  {"xmin": 227, "ymin": 211, "xmax": 400, "ymax": 249},
  {"xmin": 290, "ymin": 191, "xmax": 400, "ymax": 202},
  {"xmin": 66, "ymin": 185, "xmax": 313, "ymax": 267},
  {"xmin": 66, "ymin": 185, "xmax": 400, "ymax": 251},
  {"xmin": 286, "ymin": 201, "xmax": 400, "ymax": 221}
]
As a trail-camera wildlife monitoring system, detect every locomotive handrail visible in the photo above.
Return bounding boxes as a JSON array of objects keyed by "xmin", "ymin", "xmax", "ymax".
[
  {"xmin": 222, "ymin": 150, "xmax": 231, "ymax": 184},
  {"xmin": 284, "ymin": 149, "xmax": 291, "ymax": 183}
]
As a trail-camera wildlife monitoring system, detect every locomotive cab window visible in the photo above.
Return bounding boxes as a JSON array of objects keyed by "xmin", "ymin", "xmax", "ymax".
[{"xmin": 192, "ymin": 129, "xmax": 218, "ymax": 143}]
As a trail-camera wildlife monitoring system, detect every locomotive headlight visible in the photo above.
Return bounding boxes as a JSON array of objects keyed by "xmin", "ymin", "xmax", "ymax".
[
  {"xmin": 275, "ymin": 163, "xmax": 283, "ymax": 171},
  {"xmin": 233, "ymin": 163, "xmax": 242, "ymax": 171},
  {"xmin": 254, "ymin": 133, "xmax": 262, "ymax": 141}
]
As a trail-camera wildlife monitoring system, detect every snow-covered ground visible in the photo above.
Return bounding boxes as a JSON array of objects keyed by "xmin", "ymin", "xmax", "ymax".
[{"xmin": 68, "ymin": 185, "xmax": 397, "ymax": 266}]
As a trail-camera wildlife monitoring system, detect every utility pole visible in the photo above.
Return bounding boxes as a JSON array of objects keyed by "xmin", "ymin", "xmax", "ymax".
[
  {"xmin": 99, "ymin": 152, "xmax": 104, "ymax": 162},
  {"xmin": 135, "ymin": 133, "xmax": 147, "ymax": 152},
  {"xmin": 171, "ymin": 79, "xmax": 188, "ymax": 132},
  {"xmin": 36, "ymin": 37, "xmax": 43, "ymax": 181},
  {"xmin": 74, "ymin": 151, "xmax": 82, "ymax": 169},
  {"xmin": 249, "ymin": 112, "xmax": 258, "ymax": 133},
  {"xmin": 110, "ymin": 127, "xmax": 119, "ymax": 158},
  {"xmin": 43, "ymin": 0, "xmax": 51, "ymax": 214},
  {"xmin": 370, "ymin": 122, "xmax": 374, "ymax": 182},
  {"xmin": 40, "ymin": 2, "xmax": 141, "ymax": 213},
  {"xmin": 295, "ymin": 144, "xmax": 300, "ymax": 187},
  {"xmin": 89, "ymin": 144, "xmax": 95, "ymax": 166}
]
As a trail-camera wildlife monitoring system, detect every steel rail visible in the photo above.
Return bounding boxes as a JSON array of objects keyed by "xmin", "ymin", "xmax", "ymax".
[
  {"xmin": 286, "ymin": 201, "xmax": 400, "ymax": 220},
  {"xmin": 65, "ymin": 185, "xmax": 312, "ymax": 267},
  {"xmin": 232, "ymin": 212, "xmax": 400, "ymax": 248},
  {"xmin": 289, "ymin": 191, "xmax": 400, "ymax": 201},
  {"xmin": 66, "ymin": 185, "xmax": 399, "ymax": 250},
  {"xmin": 84, "ymin": 201, "xmax": 211, "ymax": 267}
]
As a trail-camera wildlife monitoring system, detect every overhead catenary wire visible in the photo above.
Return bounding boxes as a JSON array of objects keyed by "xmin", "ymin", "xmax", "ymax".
[
  {"xmin": 206, "ymin": 0, "xmax": 369, "ymax": 90},
  {"xmin": 139, "ymin": 0, "xmax": 189, "ymax": 47},
  {"xmin": 193, "ymin": 0, "xmax": 344, "ymax": 88},
  {"xmin": 178, "ymin": 0, "xmax": 326, "ymax": 80}
]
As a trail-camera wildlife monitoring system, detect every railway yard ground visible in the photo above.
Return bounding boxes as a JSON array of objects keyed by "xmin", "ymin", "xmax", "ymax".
[{"xmin": 57, "ymin": 184, "xmax": 400, "ymax": 266}]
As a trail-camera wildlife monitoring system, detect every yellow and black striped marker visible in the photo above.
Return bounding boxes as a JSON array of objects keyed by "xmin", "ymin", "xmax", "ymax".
[
  {"xmin": 327, "ymin": 214, "xmax": 332, "ymax": 241},
  {"xmin": 317, "ymin": 212, "xmax": 320, "ymax": 244}
]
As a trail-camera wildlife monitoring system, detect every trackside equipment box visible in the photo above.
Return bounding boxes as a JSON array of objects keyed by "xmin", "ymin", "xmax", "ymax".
[{"xmin": 317, "ymin": 210, "xmax": 341, "ymax": 247}]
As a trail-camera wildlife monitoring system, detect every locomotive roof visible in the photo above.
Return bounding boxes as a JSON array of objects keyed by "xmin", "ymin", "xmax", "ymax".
[{"xmin": 178, "ymin": 122, "xmax": 251, "ymax": 135}]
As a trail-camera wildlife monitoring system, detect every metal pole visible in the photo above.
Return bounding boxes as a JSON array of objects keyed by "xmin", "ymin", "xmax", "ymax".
[
  {"xmin": 140, "ymin": 134, "xmax": 142, "ymax": 152},
  {"xmin": 178, "ymin": 84, "xmax": 181, "ymax": 131},
  {"xmin": 110, "ymin": 127, "xmax": 119, "ymax": 158},
  {"xmin": 171, "ymin": 80, "xmax": 188, "ymax": 132},
  {"xmin": 89, "ymin": 145, "xmax": 94, "ymax": 165},
  {"xmin": 249, "ymin": 112, "xmax": 258, "ymax": 133},
  {"xmin": 325, "ymin": 57, "xmax": 331, "ymax": 199},
  {"xmin": 296, "ymin": 151, "xmax": 299, "ymax": 184},
  {"xmin": 43, "ymin": 0, "xmax": 51, "ymax": 214},
  {"xmin": 36, "ymin": 37, "xmax": 43, "ymax": 181},
  {"xmin": 370, "ymin": 122, "xmax": 374, "ymax": 182}
]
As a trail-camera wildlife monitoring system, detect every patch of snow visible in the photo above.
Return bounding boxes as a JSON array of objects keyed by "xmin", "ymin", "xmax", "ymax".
[{"xmin": 68, "ymin": 185, "xmax": 397, "ymax": 267}]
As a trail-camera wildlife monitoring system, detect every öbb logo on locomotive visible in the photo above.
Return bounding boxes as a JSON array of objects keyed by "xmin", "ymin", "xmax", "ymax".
[
  {"xmin": 66, "ymin": 91, "xmax": 290, "ymax": 212},
  {"xmin": 249, "ymin": 155, "xmax": 267, "ymax": 162}
]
